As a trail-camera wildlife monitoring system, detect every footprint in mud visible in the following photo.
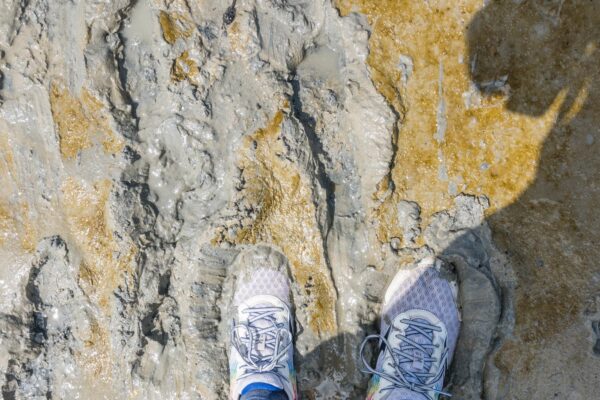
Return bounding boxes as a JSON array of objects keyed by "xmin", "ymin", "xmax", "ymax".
[
  {"xmin": 366, "ymin": 195, "xmax": 508, "ymax": 399},
  {"xmin": 421, "ymin": 195, "xmax": 509, "ymax": 398}
]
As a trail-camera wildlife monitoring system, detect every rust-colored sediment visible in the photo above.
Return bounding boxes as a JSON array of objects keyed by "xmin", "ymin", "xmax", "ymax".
[
  {"xmin": 336, "ymin": 0, "xmax": 560, "ymax": 226},
  {"xmin": 0, "ymin": 133, "xmax": 16, "ymax": 248},
  {"xmin": 0, "ymin": 133, "xmax": 38, "ymax": 251},
  {"xmin": 79, "ymin": 318, "xmax": 113, "ymax": 387},
  {"xmin": 215, "ymin": 110, "xmax": 337, "ymax": 335},
  {"xmin": 49, "ymin": 83, "xmax": 124, "ymax": 159},
  {"xmin": 227, "ymin": 18, "xmax": 256, "ymax": 57},
  {"xmin": 61, "ymin": 177, "xmax": 136, "ymax": 385},
  {"xmin": 0, "ymin": 203, "xmax": 15, "ymax": 248},
  {"xmin": 159, "ymin": 11, "xmax": 194, "ymax": 45},
  {"xmin": 171, "ymin": 50, "xmax": 200, "ymax": 84},
  {"xmin": 18, "ymin": 202, "xmax": 37, "ymax": 252},
  {"xmin": 62, "ymin": 178, "xmax": 134, "ymax": 308}
]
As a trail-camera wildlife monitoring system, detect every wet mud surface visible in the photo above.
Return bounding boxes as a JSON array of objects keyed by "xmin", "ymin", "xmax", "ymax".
[{"xmin": 0, "ymin": 0, "xmax": 598, "ymax": 399}]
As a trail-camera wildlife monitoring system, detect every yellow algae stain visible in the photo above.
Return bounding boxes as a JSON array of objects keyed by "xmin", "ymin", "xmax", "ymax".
[
  {"xmin": 0, "ymin": 133, "xmax": 39, "ymax": 252},
  {"xmin": 0, "ymin": 203, "xmax": 14, "ymax": 248},
  {"xmin": 19, "ymin": 202, "xmax": 37, "ymax": 252},
  {"xmin": 49, "ymin": 83, "xmax": 92, "ymax": 159},
  {"xmin": 0, "ymin": 133, "xmax": 15, "ymax": 248},
  {"xmin": 0, "ymin": 132, "xmax": 15, "ymax": 176},
  {"xmin": 215, "ymin": 110, "xmax": 337, "ymax": 335},
  {"xmin": 561, "ymin": 80, "xmax": 589, "ymax": 125},
  {"xmin": 227, "ymin": 18, "xmax": 257, "ymax": 57},
  {"xmin": 335, "ymin": 0, "xmax": 561, "ymax": 241},
  {"xmin": 80, "ymin": 318, "xmax": 113, "ymax": 385},
  {"xmin": 49, "ymin": 83, "xmax": 124, "ymax": 159},
  {"xmin": 159, "ymin": 11, "xmax": 194, "ymax": 45},
  {"xmin": 227, "ymin": 20, "xmax": 242, "ymax": 53},
  {"xmin": 171, "ymin": 50, "xmax": 200, "ymax": 84},
  {"xmin": 0, "ymin": 201, "xmax": 37, "ymax": 252},
  {"xmin": 61, "ymin": 177, "xmax": 136, "ymax": 385},
  {"xmin": 62, "ymin": 178, "xmax": 135, "ymax": 308}
]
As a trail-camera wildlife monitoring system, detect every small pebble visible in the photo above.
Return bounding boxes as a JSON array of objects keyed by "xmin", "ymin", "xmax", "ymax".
[{"xmin": 586, "ymin": 134, "xmax": 594, "ymax": 145}]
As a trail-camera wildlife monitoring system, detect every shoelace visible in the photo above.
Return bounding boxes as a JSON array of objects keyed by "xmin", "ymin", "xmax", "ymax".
[
  {"xmin": 360, "ymin": 318, "xmax": 451, "ymax": 399},
  {"xmin": 232, "ymin": 305, "xmax": 292, "ymax": 381}
]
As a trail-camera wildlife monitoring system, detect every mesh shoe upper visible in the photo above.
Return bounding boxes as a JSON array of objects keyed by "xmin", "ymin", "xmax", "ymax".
[
  {"xmin": 381, "ymin": 257, "xmax": 460, "ymax": 357},
  {"xmin": 363, "ymin": 257, "xmax": 460, "ymax": 400},
  {"xmin": 229, "ymin": 246, "xmax": 297, "ymax": 400},
  {"xmin": 233, "ymin": 267, "xmax": 291, "ymax": 307}
]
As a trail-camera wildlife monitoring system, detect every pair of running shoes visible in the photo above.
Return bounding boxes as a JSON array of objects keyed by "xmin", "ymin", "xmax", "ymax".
[{"xmin": 229, "ymin": 248, "xmax": 460, "ymax": 400}]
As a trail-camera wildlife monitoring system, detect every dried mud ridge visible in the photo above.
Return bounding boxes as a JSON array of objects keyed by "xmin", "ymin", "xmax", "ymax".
[{"xmin": 0, "ymin": 0, "xmax": 566, "ymax": 399}]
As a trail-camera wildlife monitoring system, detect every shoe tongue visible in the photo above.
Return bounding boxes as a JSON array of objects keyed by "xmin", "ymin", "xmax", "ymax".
[
  {"xmin": 387, "ymin": 320, "xmax": 435, "ymax": 400},
  {"xmin": 244, "ymin": 304, "xmax": 283, "ymax": 360},
  {"xmin": 250, "ymin": 320, "xmax": 275, "ymax": 358},
  {"xmin": 398, "ymin": 320, "xmax": 434, "ymax": 380}
]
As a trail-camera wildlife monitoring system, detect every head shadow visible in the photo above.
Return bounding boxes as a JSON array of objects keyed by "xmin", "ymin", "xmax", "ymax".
[
  {"xmin": 467, "ymin": 0, "xmax": 600, "ymax": 117},
  {"xmin": 462, "ymin": 0, "xmax": 600, "ymax": 396}
]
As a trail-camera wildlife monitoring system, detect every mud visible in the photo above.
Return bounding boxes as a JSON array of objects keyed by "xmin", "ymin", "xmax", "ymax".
[{"xmin": 0, "ymin": 0, "xmax": 598, "ymax": 399}]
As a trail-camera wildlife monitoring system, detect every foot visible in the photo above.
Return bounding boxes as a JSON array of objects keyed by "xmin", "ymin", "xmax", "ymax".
[
  {"xmin": 229, "ymin": 246, "xmax": 297, "ymax": 400},
  {"xmin": 361, "ymin": 257, "xmax": 460, "ymax": 400}
]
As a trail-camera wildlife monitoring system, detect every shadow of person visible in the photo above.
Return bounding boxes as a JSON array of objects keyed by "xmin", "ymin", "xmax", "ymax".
[
  {"xmin": 296, "ymin": 329, "xmax": 372, "ymax": 399},
  {"xmin": 462, "ymin": 0, "xmax": 600, "ymax": 397},
  {"xmin": 295, "ymin": 262, "xmax": 467, "ymax": 399}
]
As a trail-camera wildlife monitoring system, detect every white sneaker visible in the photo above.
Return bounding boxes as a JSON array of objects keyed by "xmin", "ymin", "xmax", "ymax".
[
  {"xmin": 360, "ymin": 257, "xmax": 460, "ymax": 400},
  {"xmin": 229, "ymin": 247, "xmax": 297, "ymax": 400}
]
